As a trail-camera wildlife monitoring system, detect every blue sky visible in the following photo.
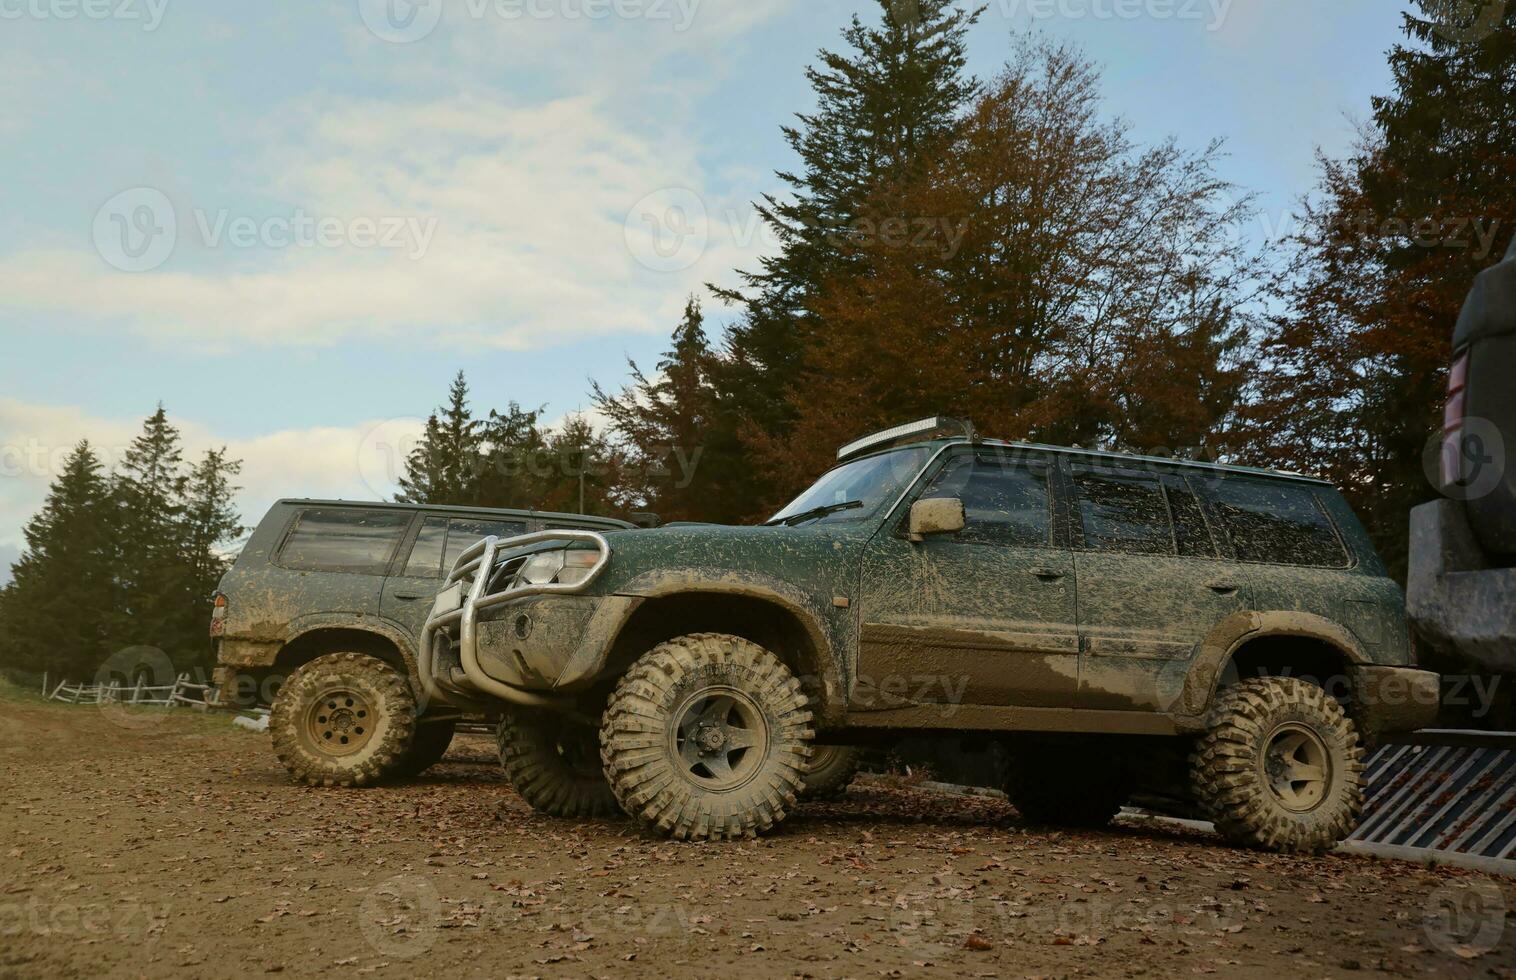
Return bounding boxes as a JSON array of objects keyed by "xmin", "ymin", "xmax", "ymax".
[{"xmin": 0, "ymin": 0, "xmax": 1417, "ymax": 562}]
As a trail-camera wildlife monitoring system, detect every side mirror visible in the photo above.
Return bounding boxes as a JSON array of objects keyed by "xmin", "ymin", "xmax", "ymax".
[{"xmin": 908, "ymin": 498, "xmax": 965, "ymax": 542}]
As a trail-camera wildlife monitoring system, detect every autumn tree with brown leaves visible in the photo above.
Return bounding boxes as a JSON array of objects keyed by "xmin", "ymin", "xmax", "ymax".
[{"xmin": 752, "ymin": 39, "xmax": 1266, "ymax": 494}]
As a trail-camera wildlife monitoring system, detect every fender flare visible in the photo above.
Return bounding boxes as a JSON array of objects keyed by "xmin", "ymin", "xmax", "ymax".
[
  {"xmin": 587, "ymin": 570, "xmax": 848, "ymax": 725},
  {"xmin": 1177, "ymin": 610, "xmax": 1369, "ymax": 717},
  {"xmin": 282, "ymin": 614, "xmax": 420, "ymax": 686}
]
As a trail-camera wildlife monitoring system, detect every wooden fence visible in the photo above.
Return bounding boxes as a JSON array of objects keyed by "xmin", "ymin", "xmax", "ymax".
[{"xmin": 48, "ymin": 674, "xmax": 215, "ymax": 709}]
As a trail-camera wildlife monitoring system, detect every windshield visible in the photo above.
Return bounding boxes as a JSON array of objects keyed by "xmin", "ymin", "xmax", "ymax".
[{"xmin": 767, "ymin": 446, "xmax": 936, "ymax": 526}]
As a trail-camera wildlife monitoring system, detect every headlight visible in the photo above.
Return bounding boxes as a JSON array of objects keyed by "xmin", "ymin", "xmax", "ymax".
[{"xmin": 517, "ymin": 548, "xmax": 600, "ymax": 586}]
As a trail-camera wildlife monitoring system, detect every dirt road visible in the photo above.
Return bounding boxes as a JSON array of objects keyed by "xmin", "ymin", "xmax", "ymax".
[{"xmin": 1, "ymin": 697, "xmax": 1511, "ymax": 979}]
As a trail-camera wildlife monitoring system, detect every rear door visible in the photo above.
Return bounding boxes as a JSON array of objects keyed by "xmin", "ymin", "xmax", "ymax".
[
  {"xmin": 381, "ymin": 515, "xmax": 528, "ymax": 642},
  {"xmin": 855, "ymin": 449, "xmax": 1080, "ymax": 710},
  {"xmin": 265, "ymin": 506, "xmax": 416, "ymax": 624},
  {"xmin": 1068, "ymin": 464, "xmax": 1251, "ymax": 713}
]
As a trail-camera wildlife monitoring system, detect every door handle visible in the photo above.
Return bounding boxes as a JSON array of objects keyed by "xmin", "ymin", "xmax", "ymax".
[
  {"xmin": 1207, "ymin": 582, "xmax": 1240, "ymax": 595},
  {"xmin": 1029, "ymin": 567, "xmax": 1066, "ymax": 581},
  {"xmin": 393, "ymin": 592, "xmax": 424, "ymax": 601}
]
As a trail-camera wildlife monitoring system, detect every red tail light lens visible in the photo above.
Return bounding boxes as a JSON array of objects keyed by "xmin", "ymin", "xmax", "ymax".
[
  {"xmin": 210, "ymin": 592, "xmax": 228, "ymax": 637},
  {"xmin": 1440, "ymin": 351, "xmax": 1470, "ymax": 488}
]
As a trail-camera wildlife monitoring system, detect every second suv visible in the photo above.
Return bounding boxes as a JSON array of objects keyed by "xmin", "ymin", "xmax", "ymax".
[
  {"xmin": 415, "ymin": 420, "xmax": 1438, "ymax": 852},
  {"xmin": 210, "ymin": 499, "xmax": 632, "ymax": 786}
]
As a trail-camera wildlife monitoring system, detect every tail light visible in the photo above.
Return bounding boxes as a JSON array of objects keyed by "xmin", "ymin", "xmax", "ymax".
[
  {"xmin": 1440, "ymin": 350, "xmax": 1470, "ymax": 488},
  {"xmin": 210, "ymin": 592, "xmax": 228, "ymax": 637}
]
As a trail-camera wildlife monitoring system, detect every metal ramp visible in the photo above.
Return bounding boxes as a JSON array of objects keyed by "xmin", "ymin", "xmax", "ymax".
[{"xmin": 1345, "ymin": 731, "xmax": 1516, "ymax": 867}]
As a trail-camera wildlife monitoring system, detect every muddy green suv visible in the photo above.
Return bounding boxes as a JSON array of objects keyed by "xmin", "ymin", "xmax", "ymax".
[{"xmin": 416, "ymin": 419, "xmax": 1437, "ymax": 851}]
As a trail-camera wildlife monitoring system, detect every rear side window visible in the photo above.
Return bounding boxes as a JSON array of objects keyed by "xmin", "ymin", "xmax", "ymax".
[
  {"xmin": 1208, "ymin": 481, "xmax": 1349, "ymax": 568},
  {"xmin": 278, "ymin": 509, "xmax": 412, "ymax": 574},
  {"xmin": 917, "ymin": 454, "xmax": 1052, "ymax": 548},
  {"xmin": 403, "ymin": 516, "xmax": 527, "ymax": 578},
  {"xmin": 1072, "ymin": 471, "xmax": 1172, "ymax": 556}
]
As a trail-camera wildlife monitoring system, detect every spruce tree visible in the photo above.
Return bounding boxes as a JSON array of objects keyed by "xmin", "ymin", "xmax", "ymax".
[
  {"xmin": 0, "ymin": 442, "xmax": 116, "ymax": 679},
  {"xmin": 594, "ymin": 297, "xmax": 734, "ymax": 522},
  {"xmin": 475, "ymin": 402, "xmax": 550, "ymax": 510},
  {"xmin": 715, "ymin": 1, "xmax": 983, "ymax": 440},
  {"xmin": 397, "ymin": 371, "xmax": 483, "ymax": 505},
  {"xmin": 111, "ymin": 406, "xmax": 190, "ymax": 658}
]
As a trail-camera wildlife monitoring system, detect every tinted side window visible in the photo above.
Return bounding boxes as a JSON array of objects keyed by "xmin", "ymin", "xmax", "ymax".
[
  {"xmin": 1166, "ymin": 478, "xmax": 1218, "ymax": 559},
  {"xmin": 442, "ymin": 519, "xmax": 526, "ymax": 573},
  {"xmin": 279, "ymin": 509, "xmax": 411, "ymax": 574},
  {"xmin": 918, "ymin": 454, "xmax": 1052, "ymax": 548},
  {"xmin": 1073, "ymin": 471, "xmax": 1173, "ymax": 556},
  {"xmin": 404, "ymin": 517, "xmax": 527, "ymax": 578},
  {"xmin": 403, "ymin": 517, "xmax": 449, "ymax": 577},
  {"xmin": 1209, "ymin": 481, "xmax": 1348, "ymax": 568}
]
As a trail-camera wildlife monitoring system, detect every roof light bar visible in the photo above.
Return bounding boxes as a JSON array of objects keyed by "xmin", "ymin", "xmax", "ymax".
[{"xmin": 836, "ymin": 417, "xmax": 975, "ymax": 461}]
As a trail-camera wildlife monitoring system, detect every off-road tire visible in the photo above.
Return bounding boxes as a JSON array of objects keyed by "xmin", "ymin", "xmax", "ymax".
[
  {"xmin": 271, "ymin": 653, "xmax": 416, "ymax": 788},
  {"xmin": 1190, "ymin": 677, "xmax": 1365, "ymax": 854},
  {"xmin": 498, "ymin": 710, "xmax": 619, "ymax": 818},
  {"xmin": 600, "ymin": 633, "xmax": 814, "ymax": 841},
  {"xmin": 1002, "ymin": 738, "xmax": 1130, "ymax": 828},
  {"xmin": 801, "ymin": 744, "xmax": 862, "ymax": 799},
  {"xmin": 393, "ymin": 717, "xmax": 458, "ymax": 778}
]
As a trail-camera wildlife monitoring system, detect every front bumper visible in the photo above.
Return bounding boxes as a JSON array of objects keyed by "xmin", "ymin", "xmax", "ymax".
[
  {"xmin": 420, "ymin": 530, "xmax": 614, "ymax": 711},
  {"xmin": 1353, "ymin": 665, "xmax": 1441, "ymax": 736},
  {"xmin": 1407, "ymin": 499, "xmax": 1516, "ymax": 673}
]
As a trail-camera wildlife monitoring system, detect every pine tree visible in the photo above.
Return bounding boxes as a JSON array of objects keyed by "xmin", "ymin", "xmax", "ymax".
[
  {"xmin": 0, "ymin": 442, "xmax": 117, "ymax": 679},
  {"xmin": 111, "ymin": 406, "xmax": 190, "ymax": 658},
  {"xmin": 594, "ymin": 297, "xmax": 734, "ymax": 522},
  {"xmin": 711, "ymin": 0, "xmax": 983, "ymax": 517},
  {"xmin": 397, "ymin": 372, "xmax": 483, "ymax": 505},
  {"xmin": 475, "ymin": 402, "xmax": 550, "ymax": 509},
  {"xmin": 174, "ymin": 448, "xmax": 245, "ymax": 656}
]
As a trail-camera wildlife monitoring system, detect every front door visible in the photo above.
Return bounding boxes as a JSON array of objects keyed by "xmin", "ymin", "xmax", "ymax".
[
  {"xmin": 382, "ymin": 515, "xmax": 527, "ymax": 643},
  {"xmin": 1067, "ymin": 467, "xmax": 1252, "ymax": 712},
  {"xmin": 856, "ymin": 450, "xmax": 1080, "ymax": 712}
]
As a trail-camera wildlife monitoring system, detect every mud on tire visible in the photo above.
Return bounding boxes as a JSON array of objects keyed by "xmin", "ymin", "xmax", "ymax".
[
  {"xmin": 600, "ymin": 633, "xmax": 814, "ymax": 841},
  {"xmin": 499, "ymin": 710, "xmax": 619, "ymax": 818},
  {"xmin": 270, "ymin": 652, "xmax": 416, "ymax": 788},
  {"xmin": 1003, "ymin": 736, "xmax": 1131, "ymax": 828},
  {"xmin": 1190, "ymin": 677, "xmax": 1364, "ymax": 854},
  {"xmin": 801, "ymin": 744, "xmax": 862, "ymax": 799}
]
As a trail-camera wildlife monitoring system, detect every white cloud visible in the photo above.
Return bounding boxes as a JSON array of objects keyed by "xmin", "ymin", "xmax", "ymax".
[
  {"xmin": 0, "ymin": 398, "xmax": 423, "ymax": 548},
  {"xmin": 0, "ymin": 1, "xmax": 793, "ymax": 353}
]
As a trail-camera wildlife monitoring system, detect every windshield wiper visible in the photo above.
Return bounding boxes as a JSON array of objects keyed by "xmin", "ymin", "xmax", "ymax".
[{"xmin": 764, "ymin": 499, "xmax": 865, "ymax": 527}]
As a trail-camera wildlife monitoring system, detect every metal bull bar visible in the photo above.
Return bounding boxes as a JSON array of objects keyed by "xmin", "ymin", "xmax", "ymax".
[{"xmin": 418, "ymin": 530, "xmax": 612, "ymax": 711}]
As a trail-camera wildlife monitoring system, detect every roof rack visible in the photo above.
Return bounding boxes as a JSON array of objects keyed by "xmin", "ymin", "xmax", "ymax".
[{"xmin": 836, "ymin": 417, "xmax": 976, "ymax": 462}]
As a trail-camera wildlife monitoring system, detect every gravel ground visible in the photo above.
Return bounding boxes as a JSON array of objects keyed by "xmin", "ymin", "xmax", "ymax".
[{"xmin": 1, "ymin": 697, "xmax": 1512, "ymax": 979}]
